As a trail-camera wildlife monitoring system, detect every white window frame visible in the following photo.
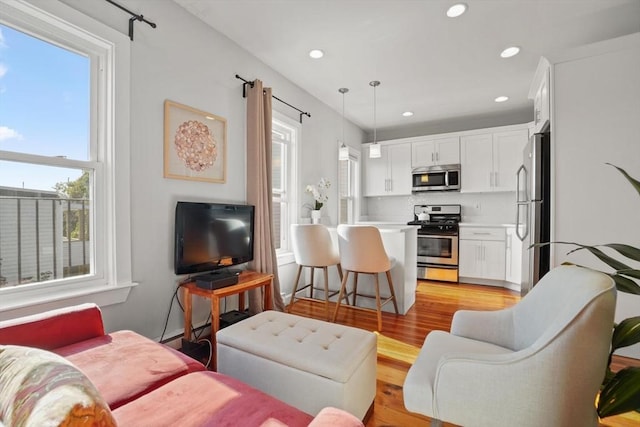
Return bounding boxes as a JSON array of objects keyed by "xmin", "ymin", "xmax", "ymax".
[
  {"xmin": 272, "ymin": 111, "xmax": 299, "ymax": 266},
  {"xmin": 338, "ymin": 147, "xmax": 361, "ymax": 224},
  {"xmin": 0, "ymin": 0, "xmax": 135, "ymax": 319}
]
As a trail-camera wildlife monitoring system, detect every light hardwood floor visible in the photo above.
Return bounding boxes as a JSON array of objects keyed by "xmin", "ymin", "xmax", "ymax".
[{"xmin": 288, "ymin": 279, "xmax": 640, "ymax": 427}]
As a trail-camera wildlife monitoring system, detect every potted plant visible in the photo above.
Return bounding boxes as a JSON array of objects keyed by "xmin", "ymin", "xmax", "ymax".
[
  {"xmin": 547, "ymin": 164, "xmax": 640, "ymax": 418},
  {"xmin": 305, "ymin": 178, "xmax": 330, "ymax": 224}
]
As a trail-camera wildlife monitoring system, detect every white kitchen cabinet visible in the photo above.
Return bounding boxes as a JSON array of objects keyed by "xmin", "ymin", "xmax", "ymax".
[
  {"xmin": 530, "ymin": 58, "xmax": 550, "ymax": 134},
  {"xmin": 459, "ymin": 226, "xmax": 506, "ymax": 282},
  {"xmin": 492, "ymin": 130, "xmax": 528, "ymax": 192},
  {"xmin": 460, "ymin": 133, "xmax": 493, "ymax": 192},
  {"xmin": 461, "ymin": 129, "xmax": 528, "ymax": 193},
  {"xmin": 364, "ymin": 143, "xmax": 412, "ymax": 197},
  {"xmin": 505, "ymin": 226, "xmax": 522, "ymax": 285},
  {"xmin": 411, "ymin": 136, "xmax": 460, "ymax": 167}
]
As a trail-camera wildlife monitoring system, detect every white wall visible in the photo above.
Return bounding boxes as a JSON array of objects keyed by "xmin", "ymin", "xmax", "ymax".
[
  {"xmin": 49, "ymin": 0, "xmax": 364, "ymax": 340},
  {"xmin": 552, "ymin": 34, "xmax": 640, "ymax": 358}
]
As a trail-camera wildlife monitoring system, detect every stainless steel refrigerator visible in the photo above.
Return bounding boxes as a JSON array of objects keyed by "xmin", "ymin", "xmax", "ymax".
[{"xmin": 516, "ymin": 131, "xmax": 551, "ymax": 296}]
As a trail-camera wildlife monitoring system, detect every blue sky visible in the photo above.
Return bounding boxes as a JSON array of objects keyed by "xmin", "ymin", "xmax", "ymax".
[{"xmin": 0, "ymin": 23, "xmax": 89, "ymax": 191}]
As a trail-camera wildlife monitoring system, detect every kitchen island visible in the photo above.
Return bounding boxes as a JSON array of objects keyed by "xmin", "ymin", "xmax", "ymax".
[{"xmin": 325, "ymin": 224, "xmax": 418, "ymax": 315}]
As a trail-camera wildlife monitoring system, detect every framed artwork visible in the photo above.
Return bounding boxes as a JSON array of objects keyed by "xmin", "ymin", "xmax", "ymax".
[{"xmin": 164, "ymin": 100, "xmax": 227, "ymax": 183}]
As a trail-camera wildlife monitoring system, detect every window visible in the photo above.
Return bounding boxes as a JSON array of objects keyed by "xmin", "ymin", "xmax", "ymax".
[
  {"xmin": 271, "ymin": 112, "xmax": 298, "ymax": 261},
  {"xmin": 339, "ymin": 149, "xmax": 360, "ymax": 224},
  {"xmin": 0, "ymin": 0, "xmax": 133, "ymax": 314}
]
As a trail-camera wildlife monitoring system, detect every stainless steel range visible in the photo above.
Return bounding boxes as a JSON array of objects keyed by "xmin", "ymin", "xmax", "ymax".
[{"xmin": 407, "ymin": 204, "xmax": 461, "ymax": 283}]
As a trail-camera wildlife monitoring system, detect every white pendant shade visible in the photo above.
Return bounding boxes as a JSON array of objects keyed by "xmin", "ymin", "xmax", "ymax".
[
  {"xmin": 369, "ymin": 143, "xmax": 381, "ymax": 158},
  {"xmin": 339, "ymin": 143, "xmax": 349, "ymax": 160}
]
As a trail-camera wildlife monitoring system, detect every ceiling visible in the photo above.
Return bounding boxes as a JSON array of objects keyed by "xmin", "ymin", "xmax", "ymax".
[{"xmin": 172, "ymin": 0, "xmax": 640, "ymax": 133}]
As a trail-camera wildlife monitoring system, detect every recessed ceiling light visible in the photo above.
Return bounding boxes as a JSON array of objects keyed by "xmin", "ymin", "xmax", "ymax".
[
  {"xmin": 446, "ymin": 3, "xmax": 467, "ymax": 18},
  {"xmin": 402, "ymin": 111, "xmax": 414, "ymax": 117},
  {"xmin": 500, "ymin": 46, "xmax": 521, "ymax": 58},
  {"xmin": 308, "ymin": 49, "xmax": 324, "ymax": 59},
  {"xmin": 495, "ymin": 96, "xmax": 509, "ymax": 103}
]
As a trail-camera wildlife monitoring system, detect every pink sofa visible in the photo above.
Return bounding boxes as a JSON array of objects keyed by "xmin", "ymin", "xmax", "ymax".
[{"xmin": 0, "ymin": 303, "xmax": 364, "ymax": 426}]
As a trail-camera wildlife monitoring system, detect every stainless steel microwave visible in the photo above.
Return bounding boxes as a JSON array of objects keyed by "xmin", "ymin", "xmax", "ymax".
[{"xmin": 412, "ymin": 164, "xmax": 461, "ymax": 192}]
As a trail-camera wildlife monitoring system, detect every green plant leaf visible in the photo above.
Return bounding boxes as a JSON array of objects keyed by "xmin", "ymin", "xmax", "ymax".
[
  {"xmin": 607, "ymin": 163, "xmax": 640, "ymax": 197},
  {"xmin": 598, "ymin": 367, "xmax": 640, "ymax": 417},
  {"xmin": 565, "ymin": 245, "xmax": 631, "ymax": 271},
  {"xmin": 609, "ymin": 273, "xmax": 640, "ymax": 295},
  {"xmin": 604, "ymin": 244, "xmax": 640, "ymax": 262},
  {"xmin": 618, "ymin": 268, "xmax": 640, "ymax": 280},
  {"xmin": 611, "ymin": 316, "xmax": 640, "ymax": 351}
]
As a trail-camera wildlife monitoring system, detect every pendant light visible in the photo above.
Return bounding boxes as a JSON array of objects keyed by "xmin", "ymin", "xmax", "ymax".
[
  {"xmin": 338, "ymin": 88, "xmax": 350, "ymax": 161},
  {"xmin": 369, "ymin": 80, "xmax": 381, "ymax": 159}
]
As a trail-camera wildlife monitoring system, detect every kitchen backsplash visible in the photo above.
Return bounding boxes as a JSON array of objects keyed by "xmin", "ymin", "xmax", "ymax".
[{"xmin": 363, "ymin": 191, "xmax": 516, "ymax": 224}]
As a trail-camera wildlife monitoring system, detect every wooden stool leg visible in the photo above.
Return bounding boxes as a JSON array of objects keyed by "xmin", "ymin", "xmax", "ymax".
[
  {"xmin": 332, "ymin": 271, "xmax": 350, "ymax": 322},
  {"xmin": 288, "ymin": 265, "xmax": 304, "ymax": 312},
  {"xmin": 352, "ymin": 272, "xmax": 359, "ymax": 306},
  {"xmin": 322, "ymin": 266, "xmax": 330, "ymax": 320},
  {"xmin": 309, "ymin": 267, "xmax": 315, "ymax": 299},
  {"xmin": 374, "ymin": 273, "xmax": 383, "ymax": 331},
  {"xmin": 336, "ymin": 264, "xmax": 349, "ymax": 305},
  {"xmin": 385, "ymin": 270, "xmax": 399, "ymax": 314}
]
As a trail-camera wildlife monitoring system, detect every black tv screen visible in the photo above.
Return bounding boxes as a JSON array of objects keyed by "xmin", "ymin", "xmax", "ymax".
[{"xmin": 174, "ymin": 201, "xmax": 255, "ymax": 275}]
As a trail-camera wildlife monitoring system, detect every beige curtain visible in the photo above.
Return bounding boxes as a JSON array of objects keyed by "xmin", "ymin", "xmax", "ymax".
[{"xmin": 246, "ymin": 79, "xmax": 285, "ymax": 313}]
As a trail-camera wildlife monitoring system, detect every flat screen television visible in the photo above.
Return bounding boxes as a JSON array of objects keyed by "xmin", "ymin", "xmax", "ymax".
[{"xmin": 174, "ymin": 201, "xmax": 255, "ymax": 275}]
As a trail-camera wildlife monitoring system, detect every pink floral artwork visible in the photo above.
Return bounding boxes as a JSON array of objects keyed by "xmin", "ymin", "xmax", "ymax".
[
  {"xmin": 174, "ymin": 120, "xmax": 218, "ymax": 171},
  {"xmin": 164, "ymin": 100, "xmax": 226, "ymax": 183}
]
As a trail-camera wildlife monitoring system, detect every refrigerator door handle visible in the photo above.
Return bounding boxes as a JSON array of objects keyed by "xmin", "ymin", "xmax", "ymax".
[
  {"xmin": 515, "ymin": 202, "xmax": 529, "ymax": 242},
  {"xmin": 516, "ymin": 164, "xmax": 528, "ymax": 203}
]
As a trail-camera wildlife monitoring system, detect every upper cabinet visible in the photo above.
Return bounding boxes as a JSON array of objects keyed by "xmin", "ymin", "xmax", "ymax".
[
  {"xmin": 530, "ymin": 57, "xmax": 551, "ymax": 134},
  {"xmin": 411, "ymin": 136, "xmax": 460, "ymax": 167},
  {"xmin": 461, "ymin": 128, "xmax": 528, "ymax": 193},
  {"xmin": 364, "ymin": 143, "xmax": 412, "ymax": 197}
]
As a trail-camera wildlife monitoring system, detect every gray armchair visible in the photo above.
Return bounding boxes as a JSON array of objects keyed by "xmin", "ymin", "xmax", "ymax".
[{"xmin": 403, "ymin": 265, "xmax": 616, "ymax": 427}]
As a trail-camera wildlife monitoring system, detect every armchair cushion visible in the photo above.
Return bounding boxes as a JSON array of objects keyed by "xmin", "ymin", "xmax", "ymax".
[
  {"xmin": 403, "ymin": 330, "xmax": 512, "ymax": 417},
  {"xmin": 0, "ymin": 345, "xmax": 115, "ymax": 427}
]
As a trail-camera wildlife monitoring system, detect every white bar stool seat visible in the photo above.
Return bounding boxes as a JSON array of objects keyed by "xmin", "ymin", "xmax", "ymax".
[
  {"xmin": 288, "ymin": 224, "xmax": 347, "ymax": 320},
  {"xmin": 332, "ymin": 224, "xmax": 399, "ymax": 331}
]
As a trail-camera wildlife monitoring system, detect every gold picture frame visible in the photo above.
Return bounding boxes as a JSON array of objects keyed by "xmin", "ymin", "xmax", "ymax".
[{"xmin": 164, "ymin": 100, "xmax": 227, "ymax": 183}]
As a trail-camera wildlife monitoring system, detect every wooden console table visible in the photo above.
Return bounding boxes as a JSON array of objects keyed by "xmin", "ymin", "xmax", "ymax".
[{"xmin": 181, "ymin": 270, "xmax": 273, "ymax": 370}]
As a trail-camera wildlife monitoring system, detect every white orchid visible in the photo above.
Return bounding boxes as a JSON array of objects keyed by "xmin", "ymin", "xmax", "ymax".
[{"xmin": 305, "ymin": 178, "xmax": 331, "ymax": 210}]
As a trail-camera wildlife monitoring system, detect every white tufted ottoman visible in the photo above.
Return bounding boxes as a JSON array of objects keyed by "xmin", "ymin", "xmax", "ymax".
[{"xmin": 216, "ymin": 310, "xmax": 377, "ymax": 419}]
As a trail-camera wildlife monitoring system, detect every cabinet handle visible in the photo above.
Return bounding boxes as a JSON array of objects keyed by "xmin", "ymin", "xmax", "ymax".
[
  {"xmin": 431, "ymin": 152, "xmax": 434, "ymax": 162},
  {"xmin": 436, "ymin": 152, "xmax": 439, "ymax": 161},
  {"xmin": 472, "ymin": 232, "xmax": 491, "ymax": 235}
]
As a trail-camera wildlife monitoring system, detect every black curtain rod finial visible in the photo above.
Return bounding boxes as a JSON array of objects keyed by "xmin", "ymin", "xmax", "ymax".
[{"xmin": 105, "ymin": 0, "xmax": 156, "ymax": 41}]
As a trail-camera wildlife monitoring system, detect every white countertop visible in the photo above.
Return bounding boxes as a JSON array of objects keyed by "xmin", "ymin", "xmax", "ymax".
[
  {"xmin": 355, "ymin": 222, "xmax": 418, "ymax": 232},
  {"xmin": 459, "ymin": 222, "xmax": 516, "ymax": 228}
]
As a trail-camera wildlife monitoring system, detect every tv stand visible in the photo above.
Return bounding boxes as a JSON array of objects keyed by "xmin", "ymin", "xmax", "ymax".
[
  {"xmin": 181, "ymin": 270, "xmax": 273, "ymax": 371},
  {"xmin": 195, "ymin": 270, "xmax": 239, "ymax": 290}
]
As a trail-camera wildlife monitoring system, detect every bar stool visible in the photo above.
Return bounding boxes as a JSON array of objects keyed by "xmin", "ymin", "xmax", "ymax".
[
  {"xmin": 332, "ymin": 224, "xmax": 399, "ymax": 331},
  {"xmin": 288, "ymin": 224, "xmax": 347, "ymax": 320}
]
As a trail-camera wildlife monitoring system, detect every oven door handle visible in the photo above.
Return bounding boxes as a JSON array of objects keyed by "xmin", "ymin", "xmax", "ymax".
[{"xmin": 444, "ymin": 171, "xmax": 449, "ymax": 187}]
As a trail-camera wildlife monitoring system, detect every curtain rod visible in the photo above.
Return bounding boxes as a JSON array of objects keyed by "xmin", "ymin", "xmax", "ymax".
[
  {"xmin": 235, "ymin": 74, "xmax": 311, "ymax": 123},
  {"xmin": 105, "ymin": 0, "xmax": 156, "ymax": 41}
]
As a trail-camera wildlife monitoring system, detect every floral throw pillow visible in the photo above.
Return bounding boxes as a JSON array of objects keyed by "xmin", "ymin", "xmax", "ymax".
[{"xmin": 0, "ymin": 345, "xmax": 116, "ymax": 427}]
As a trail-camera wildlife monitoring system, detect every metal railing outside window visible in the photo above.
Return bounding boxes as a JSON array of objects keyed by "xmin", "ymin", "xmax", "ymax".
[{"xmin": 0, "ymin": 196, "xmax": 91, "ymax": 288}]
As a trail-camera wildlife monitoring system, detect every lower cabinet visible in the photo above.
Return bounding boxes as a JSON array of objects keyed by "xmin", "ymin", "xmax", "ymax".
[
  {"xmin": 505, "ymin": 226, "xmax": 522, "ymax": 285},
  {"xmin": 459, "ymin": 227, "xmax": 506, "ymax": 282}
]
